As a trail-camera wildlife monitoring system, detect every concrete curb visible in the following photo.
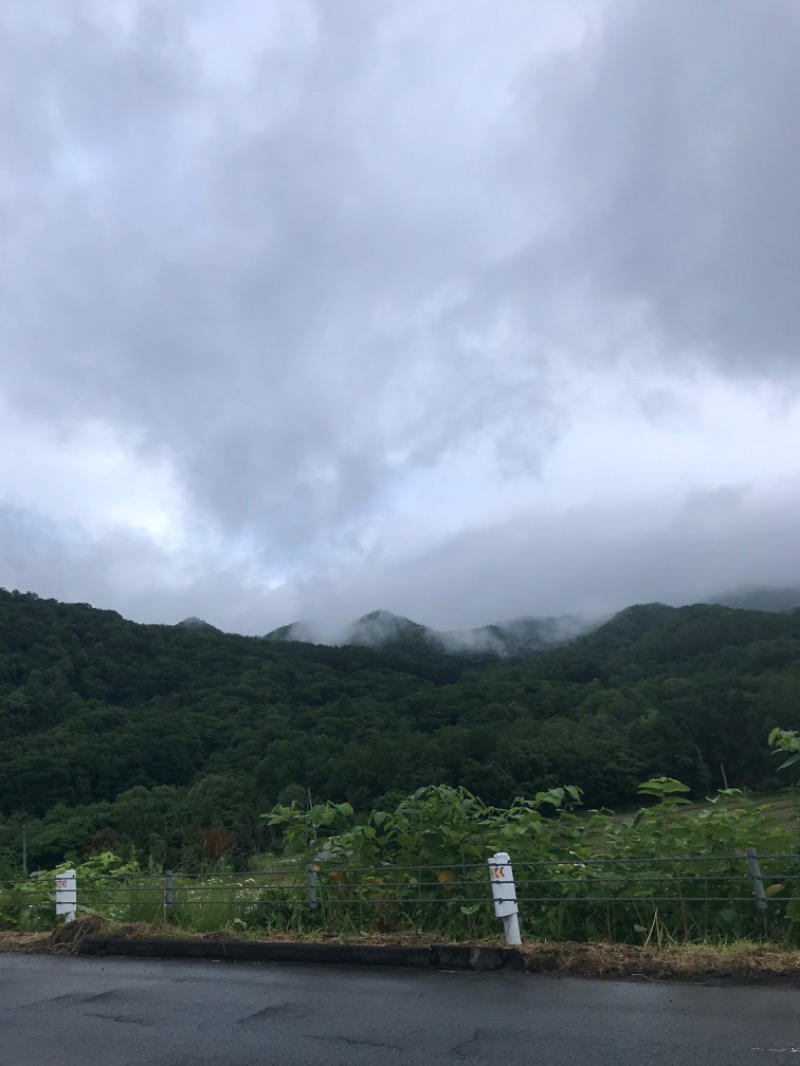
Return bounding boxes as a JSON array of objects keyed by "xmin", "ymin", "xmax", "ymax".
[{"xmin": 78, "ymin": 937, "xmax": 524, "ymax": 971}]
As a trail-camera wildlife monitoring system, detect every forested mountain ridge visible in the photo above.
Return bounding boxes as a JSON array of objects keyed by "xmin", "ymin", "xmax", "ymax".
[{"xmin": 2, "ymin": 587, "xmax": 800, "ymax": 872}]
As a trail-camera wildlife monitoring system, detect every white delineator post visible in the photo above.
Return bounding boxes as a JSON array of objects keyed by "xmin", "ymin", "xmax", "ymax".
[
  {"xmin": 488, "ymin": 852, "xmax": 522, "ymax": 946},
  {"xmin": 55, "ymin": 869, "xmax": 77, "ymax": 923}
]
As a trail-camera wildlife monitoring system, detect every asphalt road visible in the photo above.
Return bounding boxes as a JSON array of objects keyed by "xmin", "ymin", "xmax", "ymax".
[{"xmin": 2, "ymin": 954, "xmax": 799, "ymax": 1066}]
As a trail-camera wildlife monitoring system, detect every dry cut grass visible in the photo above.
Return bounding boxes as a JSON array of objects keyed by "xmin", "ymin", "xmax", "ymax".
[
  {"xmin": 520, "ymin": 940, "xmax": 800, "ymax": 982},
  {"xmin": 0, "ymin": 930, "xmax": 52, "ymax": 953}
]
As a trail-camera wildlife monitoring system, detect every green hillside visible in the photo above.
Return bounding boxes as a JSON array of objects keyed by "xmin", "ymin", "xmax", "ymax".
[{"xmin": 2, "ymin": 588, "xmax": 800, "ymax": 873}]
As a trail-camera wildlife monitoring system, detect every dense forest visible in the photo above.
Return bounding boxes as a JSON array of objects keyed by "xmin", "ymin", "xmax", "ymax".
[{"xmin": 2, "ymin": 588, "xmax": 800, "ymax": 874}]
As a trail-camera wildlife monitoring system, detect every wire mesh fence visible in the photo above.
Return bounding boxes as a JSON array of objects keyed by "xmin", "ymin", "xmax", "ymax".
[{"xmin": 4, "ymin": 849, "xmax": 800, "ymax": 943}]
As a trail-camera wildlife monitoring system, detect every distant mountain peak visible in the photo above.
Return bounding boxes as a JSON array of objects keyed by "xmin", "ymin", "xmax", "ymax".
[
  {"xmin": 346, "ymin": 610, "xmax": 431, "ymax": 648},
  {"xmin": 176, "ymin": 616, "xmax": 220, "ymax": 633},
  {"xmin": 355, "ymin": 609, "xmax": 413, "ymax": 625}
]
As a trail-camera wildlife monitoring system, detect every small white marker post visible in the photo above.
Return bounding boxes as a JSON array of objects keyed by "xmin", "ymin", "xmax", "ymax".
[
  {"xmin": 488, "ymin": 852, "xmax": 522, "ymax": 946},
  {"xmin": 55, "ymin": 869, "xmax": 77, "ymax": 924}
]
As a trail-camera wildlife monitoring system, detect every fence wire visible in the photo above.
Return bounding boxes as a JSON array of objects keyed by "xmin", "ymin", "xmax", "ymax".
[{"xmin": 5, "ymin": 851, "xmax": 800, "ymax": 942}]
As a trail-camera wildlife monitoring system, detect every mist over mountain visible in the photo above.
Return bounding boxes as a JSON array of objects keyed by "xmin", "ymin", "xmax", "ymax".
[
  {"xmin": 262, "ymin": 620, "xmax": 319, "ymax": 644},
  {"xmin": 263, "ymin": 588, "xmax": 800, "ymax": 656},
  {"xmin": 264, "ymin": 609, "xmax": 593, "ymax": 656},
  {"xmin": 704, "ymin": 586, "xmax": 800, "ymax": 614}
]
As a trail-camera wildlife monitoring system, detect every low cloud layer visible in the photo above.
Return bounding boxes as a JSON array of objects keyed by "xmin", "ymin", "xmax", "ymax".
[{"xmin": 2, "ymin": 1, "xmax": 799, "ymax": 633}]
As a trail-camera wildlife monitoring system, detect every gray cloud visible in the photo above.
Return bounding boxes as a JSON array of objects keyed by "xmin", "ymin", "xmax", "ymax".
[
  {"xmin": 2, "ymin": 1, "xmax": 562, "ymax": 554},
  {"xmin": 2, "ymin": 1, "xmax": 800, "ymax": 628},
  {"xmin": 523, "ymin": 0, "xmax": 800, "ymax": 375}
]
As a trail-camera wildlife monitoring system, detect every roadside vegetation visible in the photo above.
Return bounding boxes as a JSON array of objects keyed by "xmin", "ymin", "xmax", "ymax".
[{"xmin": 4, "ymin": 771, "xmax": 800, "ymax": 951}]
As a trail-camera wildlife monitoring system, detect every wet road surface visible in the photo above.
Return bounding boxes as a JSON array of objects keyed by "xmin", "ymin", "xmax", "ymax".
[{"xmin": 2, "ymin": 953, "xmax": 799, "ymax": 1065}]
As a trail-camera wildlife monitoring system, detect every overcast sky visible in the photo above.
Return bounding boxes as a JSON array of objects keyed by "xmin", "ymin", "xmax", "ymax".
[{"xmin": 2, "ymin": 0, "xmax": 800, "ymax": 635}]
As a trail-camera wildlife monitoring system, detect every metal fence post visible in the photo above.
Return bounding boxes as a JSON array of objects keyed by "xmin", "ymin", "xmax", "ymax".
[
  {"xmin": 488, "ymin": 852, "xmax": 522, "ymax": 945},
  {"xmin": 165, "ymin": 870, "xmax": 174, "ymax": 910},
  {"xmin": 746, "ymin": 848, "xmax": 768, "ymax": 911},
  {"xmin": 307, "ymin": 864, "xmax": 318, "ymax": 909},
  {"xmin": 55, "ymin": 869, "xmax": 77, "ymax": 923}
]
